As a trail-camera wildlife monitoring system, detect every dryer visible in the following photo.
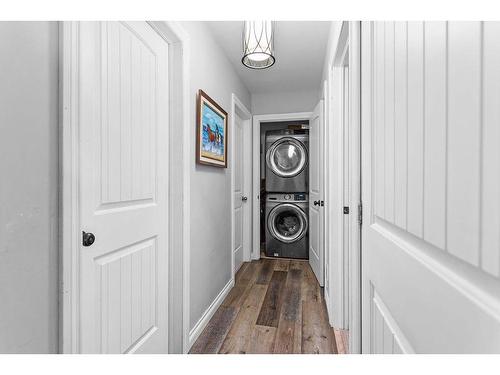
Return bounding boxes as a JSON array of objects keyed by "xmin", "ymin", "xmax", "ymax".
[
  {"xmin": 265, "ymin": 192, "xmax": 308, "ymax": 259},
  {"xmin": 265, "ymin": 129, "xmax": 309, "ymax": 193}
]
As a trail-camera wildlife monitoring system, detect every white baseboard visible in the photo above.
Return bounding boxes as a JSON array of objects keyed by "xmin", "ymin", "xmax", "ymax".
[{"xmin": 187, "ymin": 278, "xmax": 234, "ymax": 350}]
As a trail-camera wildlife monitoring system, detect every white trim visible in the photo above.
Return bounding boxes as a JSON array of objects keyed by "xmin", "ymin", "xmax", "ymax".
[
  {"xmin": 322, "ymin": 78, "xmax": 331, "ymax": 317},
  {"xmin": 348, "ymin": 21, "xmax": 362, "ymax": 354},
  {"xmin": 180, "ymin": 27, "xmax": 191, "ymax": 356},
  {"xmin": 252, "ymin": 112, "xmax": 313, "ymax": 260},
  {"xmin": 327, "ymin": 21, "xmax": 350, "ymax": 331},
  {"xmin": 324, "ymin": 21, "xmax": 362, "ymax": 353},
  {"xmin": 60, "ymin": 21, "xmax": 80, "ymax": 354},
  {"xmin": 230, "ymin": 94, "xmax": 252, "ymax": 281},
  {"xmin": 360, "ymin": 20, "xmax": 373, "ymax": 354},
  {"xmin": 60, "ymin": 21, "xmax": 190, "ymax": 354},
  {"xmin": 324, "ymin": 22, "xmax": 347, "ymax": 332},
  {"xmin": 188, "ymin": 278, "xmax": 235, "ymax": 348},
  {"xmin": 147, "ymin": 20, "xmax": 191, "ymax": 355}
]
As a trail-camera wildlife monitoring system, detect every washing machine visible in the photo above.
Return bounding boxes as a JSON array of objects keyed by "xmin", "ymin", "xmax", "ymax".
[
  {"xmin": 265, "ymin": 129, "xmax": 309, "ymax": 193},
  {"xmin": 265, "ymin": 192, "xmax": 309, "ymax": 259}
]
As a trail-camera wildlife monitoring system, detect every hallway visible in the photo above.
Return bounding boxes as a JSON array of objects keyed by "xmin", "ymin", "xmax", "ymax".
[
  {"xmin": 189, "ymin": 259, "xmax": 338, "ymax": 354},
  {"xmin": 2, "ymin": 19, "xmax": 500, "ymax": 357}
]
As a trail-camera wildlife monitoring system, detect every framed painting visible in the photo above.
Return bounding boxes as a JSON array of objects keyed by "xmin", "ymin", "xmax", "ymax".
[{"xmin": 196, "ymin": 89, "xmax": 228, "ymax": 168}]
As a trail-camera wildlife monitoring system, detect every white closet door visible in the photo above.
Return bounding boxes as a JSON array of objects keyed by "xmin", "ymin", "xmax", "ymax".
[
  {"xmin": 233, "ymin": 113, "xmax": 245, "ymax": 273},
  {"xmin": 309, "ymin": 100, "xmax": 325, "ymax": 285},
  {"xmin": 79, "ymin": 21, "xmax": 169, "ymax": 353},
  {"xmin": 361, "ymin": 21, "xmax": 500, "ymax": 353}
]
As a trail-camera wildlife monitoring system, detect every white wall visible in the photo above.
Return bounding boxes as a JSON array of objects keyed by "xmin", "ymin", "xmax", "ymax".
[
  {"xmin": 251, "ymin": 89, "xmax": 318, "ymax": 115},
  {"xmin": 179, "ymin": 22, "xmax": 252, "ymax": 332},
  {"xmin": 0, "ymin": 22, "xmax": 59, "ymax": 353}
]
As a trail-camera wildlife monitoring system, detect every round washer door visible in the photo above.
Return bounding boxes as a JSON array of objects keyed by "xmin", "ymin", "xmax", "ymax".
[
  {"xmin": 267, "ymin": 203, "xmax": 308, "ymax": 244},
  {"xmin": 266, "ymin": 137, "xmax": 307, "ymax": 178}
]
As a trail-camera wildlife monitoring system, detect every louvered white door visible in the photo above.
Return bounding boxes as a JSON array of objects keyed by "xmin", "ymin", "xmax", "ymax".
[
  {"xmin": 309, "ymin": 100, "xmax": 324, "ymax": 285},
  {"xmin": 361, "ymin": 21, "xmax": 500, "ymax": 353},
  {"xmin": 79, "ymin": 21, "xmax": 169, "ymax": 353}
]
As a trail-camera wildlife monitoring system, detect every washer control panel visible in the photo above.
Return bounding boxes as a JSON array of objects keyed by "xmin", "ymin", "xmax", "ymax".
[
  {"xmin": 294, "ymin": 193, "xmax": 307, "ymax": 201},
  {"xmin": 266, "ymin": 193, "xmax": 308, "ymax": 202}
]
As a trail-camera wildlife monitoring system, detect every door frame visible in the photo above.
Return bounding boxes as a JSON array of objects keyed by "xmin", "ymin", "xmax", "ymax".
[
  {"xmin": 325, "ymin": 21, "xmax": 362, "ymax": 353},
  {"xmin": 252, "ymin": 112, "xmax": 312, "ymax": 261},
  {"xmin": 328, "ymin": 22, "xmax": 350, "ymax": 330},
  {"xmin": 59, "ymin": 21, "xmax": 191, "ymax": 354},
  {"xmin": 230, "ymin": 93, "xmax": 252, "ymax": 280}
]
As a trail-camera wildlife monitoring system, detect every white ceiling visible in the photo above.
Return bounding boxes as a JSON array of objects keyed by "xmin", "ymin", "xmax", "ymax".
[{"xmin": 205, "ymin": 21, "xmax": 332, "ymax": 94}]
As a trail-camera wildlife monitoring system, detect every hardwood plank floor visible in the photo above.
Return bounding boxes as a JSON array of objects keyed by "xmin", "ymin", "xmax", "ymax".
[
  {"xmin": 256, "ymin": 271, "xmax": 287, "ymax": 327},
  {"xmin": 189, "ymin": 258, "xmax": 339, "ymax": 354},
  {"xmin": 273, "ymin": 267, "xmax": 302, "ymax": 354},
  {"xmin": 188, "ymin": 306, "xmax": 238, "ymax": 354}
]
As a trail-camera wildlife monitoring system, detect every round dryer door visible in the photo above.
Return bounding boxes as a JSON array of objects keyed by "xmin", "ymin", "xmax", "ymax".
[
  {"xmin": 266, "ymin": 137, "xmax": 307, "ymax": 178},
  {"xmin": 267, "ymin": 203, "xmax": 308, "ymax": 244}
]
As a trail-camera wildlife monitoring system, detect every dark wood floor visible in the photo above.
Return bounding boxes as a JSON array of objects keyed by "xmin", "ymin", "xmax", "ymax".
[{"xmin": 189, "ymin": 258, "xmax": 338, "ymax": 354}]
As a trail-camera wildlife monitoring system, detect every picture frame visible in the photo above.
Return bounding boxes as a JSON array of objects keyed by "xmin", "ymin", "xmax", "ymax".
[{"xmin": 196, "ymin": 89, "xmax": 228, "ymax": 168}]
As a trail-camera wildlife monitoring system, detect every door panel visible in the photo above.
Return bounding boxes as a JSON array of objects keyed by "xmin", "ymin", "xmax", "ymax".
[
  {"xmin": 342, "ymin": 65, "xmax": 350, "ymax": 327},
  {"xmin": 79, "ymin": 21, "xmax": 169, "ymax": 353},
  {"xmin": 233, "ymin": 114, "xmax": 244, "ymax": 273},
  {"xmin": 309, "ymin": 101, "xmax": 324, "ymax": 285},
  {"xmin": 362, "ymin": 21, "xmax": 500, "ymax": 353}
]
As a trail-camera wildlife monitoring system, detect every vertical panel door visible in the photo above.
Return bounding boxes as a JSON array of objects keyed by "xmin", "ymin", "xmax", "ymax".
[
  {"xmin": 309, "ymin": 100, "xmax": 325, "ymax": 285},
  {"xmin": 361, "ymin": 21, "xmax": 500, "ymax": 353},
  {"xmin": 79, "ymin": 21, "xmax": 169, "ymax": 353},
  {"xmin": 233, "ymin": 113, "xmax": 245, "ymax": 273}
]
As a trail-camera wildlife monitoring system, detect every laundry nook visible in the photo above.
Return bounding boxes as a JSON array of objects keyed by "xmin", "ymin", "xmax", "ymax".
[{"xmin": 264, "ymin": 128, "xmax": 310, "ymax": 259}]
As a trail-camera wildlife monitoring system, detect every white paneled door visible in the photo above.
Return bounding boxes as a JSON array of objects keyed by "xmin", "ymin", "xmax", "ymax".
[
  {"xmin": 233, "ymin": 113, "xmax": 245, "ymax": 273},
  {"xmin": 79, "ymin": 22, "xmax": 169, "ymax": 353},
  {"xmin": 361, "ymin": 21, "xmax": 500, "ymax": 353},
  {"xmin": 309, "ymin": 101, "xmax": 325, "ymax": 285}
]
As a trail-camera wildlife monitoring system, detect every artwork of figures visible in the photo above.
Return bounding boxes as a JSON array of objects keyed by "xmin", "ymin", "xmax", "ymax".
[{"xmin": 196, "ymin": 90, "xmax": 228, "ymax": 167}]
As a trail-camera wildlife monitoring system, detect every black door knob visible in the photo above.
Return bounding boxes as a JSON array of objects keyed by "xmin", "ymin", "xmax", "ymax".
[
  {"xmin": 82, "ymin": 231, "xmax": 95, "ymax": 247},
  {"xmin": 313, "ymin": 200, "xmax": 321, "ymax": 206}
]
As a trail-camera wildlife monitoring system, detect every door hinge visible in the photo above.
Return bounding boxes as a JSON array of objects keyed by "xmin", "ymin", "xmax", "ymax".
[
  {"xmin": 343, "ymin": 206, "xmax": 349, "ymax": 214},
  {"xmin": 358, "ymin": 203, "xmax": 363, "ymax": 226}
]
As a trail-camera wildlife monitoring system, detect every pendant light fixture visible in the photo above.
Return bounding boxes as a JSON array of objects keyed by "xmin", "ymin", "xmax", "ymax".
[{"xmin": 242, "ymin": 21, "xmax": 275, "ymax": 69}]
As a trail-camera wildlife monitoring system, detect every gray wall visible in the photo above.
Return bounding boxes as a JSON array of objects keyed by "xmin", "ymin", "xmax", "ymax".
[
  {"xmin": 251, "ymin": 89, "xmax": 318, "ymax": 115},
  {"xmin": 180, "ymin": 22, "xmax": 252, "ymax": 331},
  {"xmin": 0, "ymin": 22, "xmax": 59, "ymax": 353}
]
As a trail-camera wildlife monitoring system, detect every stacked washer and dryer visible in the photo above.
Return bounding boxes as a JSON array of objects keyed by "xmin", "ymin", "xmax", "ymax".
[{"xmin": 264, "ymin": 129, "xmax": 309, "ymax": 259}]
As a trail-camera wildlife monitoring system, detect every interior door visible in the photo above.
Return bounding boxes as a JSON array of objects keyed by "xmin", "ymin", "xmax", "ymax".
[
  {"xmin": 309, "ymin": 100, "xmax": 325, "ymax": 285},
  {"xmin": 361, "ymin": 21, "xmax": 500, "ymax": 353},
  {"xmin": 341, "ymin": 65, "xmax": 350, "ymax": 329},
  {"xmin": 79, "ymin": 21, "xmax": 169, "ymax": 353},
  {"xmin": 233, "ymin": 113, "xmax": 245, "ymax": 273}
]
